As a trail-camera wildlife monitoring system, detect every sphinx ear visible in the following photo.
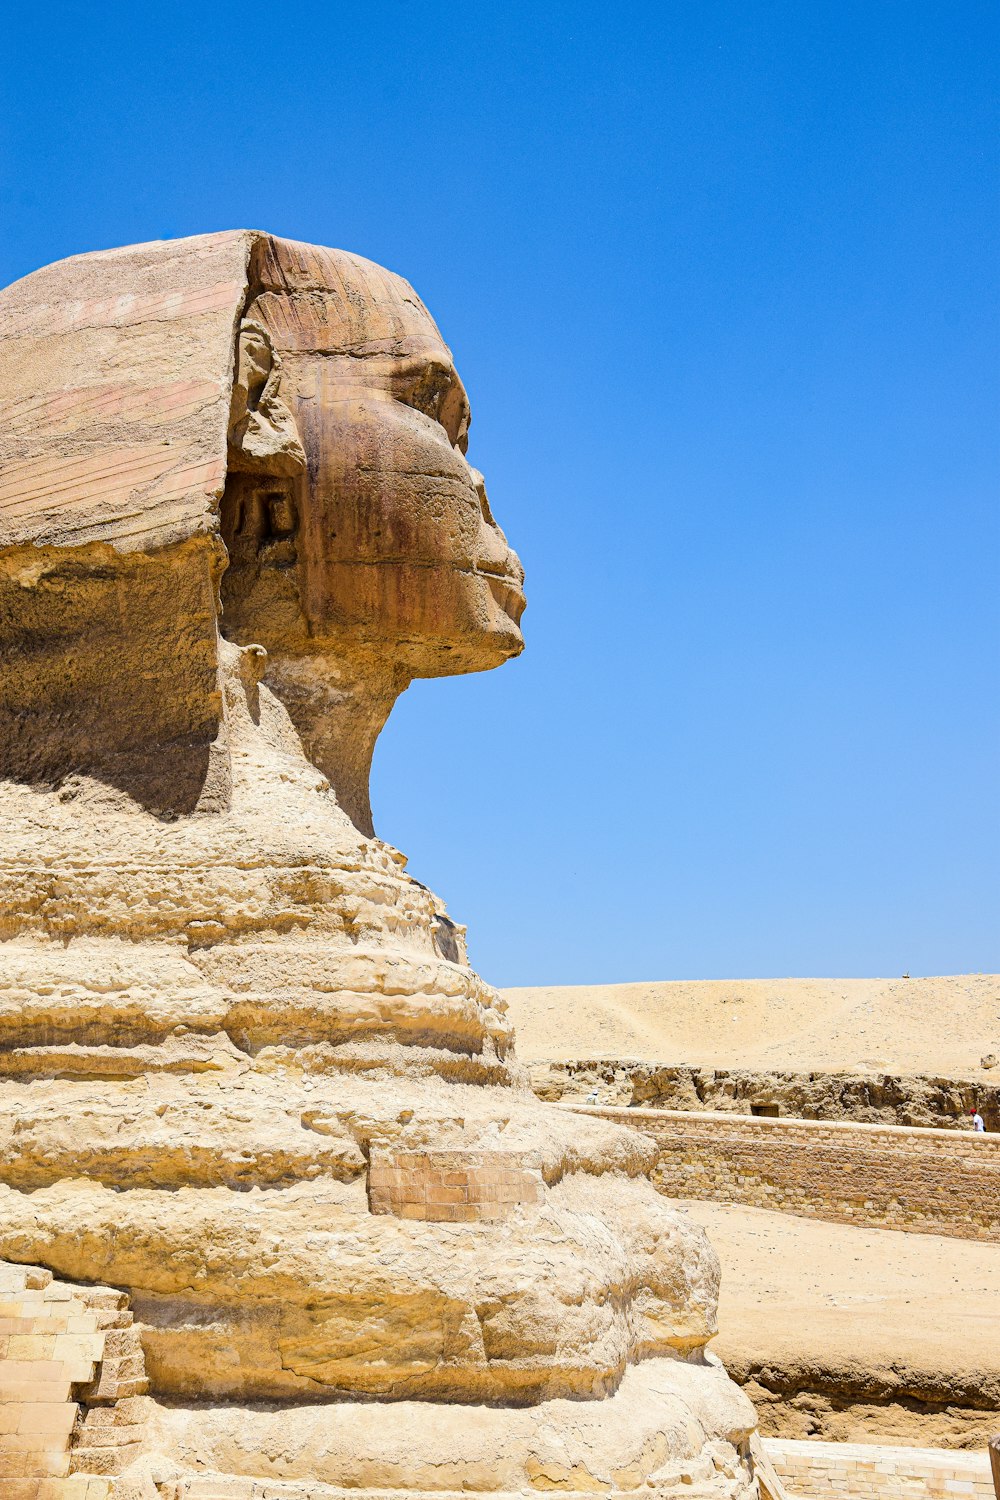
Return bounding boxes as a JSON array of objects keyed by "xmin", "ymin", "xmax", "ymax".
[{"xmin": 228, "ymin": 319, "xmax": 306, "ymax": 477}]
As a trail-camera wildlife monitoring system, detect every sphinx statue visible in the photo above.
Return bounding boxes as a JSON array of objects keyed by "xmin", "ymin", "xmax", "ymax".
[{"xmin": 0, "ymin": 233, "xmax": 760, "ymax": 1496}]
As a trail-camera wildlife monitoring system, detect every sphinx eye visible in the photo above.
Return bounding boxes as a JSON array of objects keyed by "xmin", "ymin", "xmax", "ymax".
[
  {"xmin": 397, "ymin": 361, "xmax": 470, "ymax": 450},
  {"xmin": 399, "ymin": 364, "xmax": 452, "ymax": 422}
]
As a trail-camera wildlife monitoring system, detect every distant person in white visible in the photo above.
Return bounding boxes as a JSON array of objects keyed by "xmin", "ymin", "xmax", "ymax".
[{"xmin": 971, "ymin": 1109, "xmax": 986, "ymax": 1133}]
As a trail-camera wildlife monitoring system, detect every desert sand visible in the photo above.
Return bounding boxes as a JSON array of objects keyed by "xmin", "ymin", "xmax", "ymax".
[
  {"xmin": 504, "ymin": 976, "xmax": 1000, "ymax": 1445},
  {"xmin": 675, "ymin": 1200, "xmax": 1000, "ymax": 1447},
  {"xmin": 504, "ymin": 975, "xmax": 1000, "ymax": 1080}
]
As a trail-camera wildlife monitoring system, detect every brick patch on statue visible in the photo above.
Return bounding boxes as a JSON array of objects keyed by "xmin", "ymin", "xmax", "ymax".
[{"xmin": 368, "ymin": 1148, "xmax": 544, "ymax": 1221}]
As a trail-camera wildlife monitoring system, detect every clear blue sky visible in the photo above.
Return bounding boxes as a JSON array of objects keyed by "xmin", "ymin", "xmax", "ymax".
[{"xmin": 2, "ymin": 3, "xmax": 997, "ymax": 984}]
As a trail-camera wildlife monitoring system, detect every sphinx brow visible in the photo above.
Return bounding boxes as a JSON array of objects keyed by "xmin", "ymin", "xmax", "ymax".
[{"xmin": 392, "ymin": 354, "xmax": 456, "ymax": 382}]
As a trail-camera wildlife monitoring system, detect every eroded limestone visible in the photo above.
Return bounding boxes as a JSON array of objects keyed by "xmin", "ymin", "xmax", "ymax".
[{"xmin": 0, "ymin": 232, "xmax": 759, "ymax": 1496}]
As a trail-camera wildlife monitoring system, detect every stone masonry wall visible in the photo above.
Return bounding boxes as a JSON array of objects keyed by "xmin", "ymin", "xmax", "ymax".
[
  {"xmin": 564, "ymin": 1105, "xmax": 1000, "ymax": 1241},
  {"xmin": 0, "ymin": 1262, "xmax": 110, "ymax": 1500},
  {"xmin": 367, "ymin": 1148, "xmax": 545, "ymax": 1222},
  {"xmin": 764, "ymin": 1437, "xmax": 994, "ymax": 1499},
  {"xmin": 0, "ymin": 1261, "xmax": 150, "ymax": 1500}
]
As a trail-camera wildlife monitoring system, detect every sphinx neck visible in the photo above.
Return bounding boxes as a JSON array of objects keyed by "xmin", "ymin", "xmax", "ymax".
[{"xmin": 263, "ymin": 651, "xmax": 409, "ymax": 837}]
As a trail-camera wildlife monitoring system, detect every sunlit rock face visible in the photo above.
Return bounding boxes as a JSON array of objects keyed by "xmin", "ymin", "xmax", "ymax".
[{"xmin": 0, "ymin": 234, "xmax": 759, "ymax": 1496}]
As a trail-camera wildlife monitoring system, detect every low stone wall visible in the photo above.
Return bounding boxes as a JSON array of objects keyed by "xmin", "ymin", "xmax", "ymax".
[
  {"xmin": 764, "ymin": 1437, "xmax": 994, "ymax": 1498},
  {"xmin": 564, "ymin": 1104, "xmax": 1000, "ymax": 1241}
]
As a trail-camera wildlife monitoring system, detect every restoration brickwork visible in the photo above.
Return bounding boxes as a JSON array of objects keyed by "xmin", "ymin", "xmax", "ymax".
[
  {"xmin": 764, "ymin": 1437, "xmax": 994, "ymax": 1499},
  {"xmin": 0, "ymin": 1260, "xmax": 152, "ymax": 1500},
  {"xmin": 565, "ymin": 1105, "xmax": 1000, "ymax": 1241},
  {"xmin": 368, "ymin": 1148, "xmax": 545, "ymax": 1222}
]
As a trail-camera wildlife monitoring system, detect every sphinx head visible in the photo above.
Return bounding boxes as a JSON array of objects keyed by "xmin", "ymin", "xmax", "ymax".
[
  {"xmin": 0, "ymin": 232, "xmax": 524, "ymax": 829},
  {"xmin": 222, "ymin": 238, "xmax": 524, "ymax": 678}
]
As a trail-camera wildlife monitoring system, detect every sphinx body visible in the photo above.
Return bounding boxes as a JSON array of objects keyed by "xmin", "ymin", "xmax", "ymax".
[{"xmin": 0, "ymin": 233, "xmax": 760, "ymax": 1496}]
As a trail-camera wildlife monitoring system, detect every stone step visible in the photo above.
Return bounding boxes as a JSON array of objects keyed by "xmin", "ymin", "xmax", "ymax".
[
  {"xmin": 77, "ymin": 1288, "xmax": 128, "ymax": 1314},
  {"xmin": 77, "ymin": 1358, "xmax": 150, "ymax": 1404},
  {"xmin": 74, "ymin": 1396, "xmax": 149, "ymax": 1430},
  {"xmin": 173, "ymin": 1486, "xmax": 659, "ymax": 1500},
  {"xmin": 69, "ymin": 1441, "xmax": 143, "ymax": 1475}
]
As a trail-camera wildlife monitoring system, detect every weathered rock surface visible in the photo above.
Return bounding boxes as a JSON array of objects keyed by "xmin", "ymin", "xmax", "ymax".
[
  {"xmin": 528, "ymin": 1058, "xmax": 1000, "ymax": 1129},
  {"xmin": 0, "ymin": 234, "xmax": 758, "ymax": 1495}
]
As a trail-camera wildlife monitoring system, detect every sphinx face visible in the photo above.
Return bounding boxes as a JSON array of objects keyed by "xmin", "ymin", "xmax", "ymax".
[
  {"xmin": 0, "ymin": 231, "xmax": 522, "ymax": 823},
  {"xmin": 224, "ymin": 243, "xmax": 525, "ymax": 679}
]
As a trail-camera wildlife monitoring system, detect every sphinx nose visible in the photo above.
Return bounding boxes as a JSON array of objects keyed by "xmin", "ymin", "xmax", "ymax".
[
  {"xmin": 503, "ymin": 542, "xmax": 525, "ymax": 588},
  {"xmin": 469, "ymin": 468, "xmax": 498, "ymax": 529},
  {"xmin": 469, "ymin": 467, "xmax": 523, "ymax": 582}
]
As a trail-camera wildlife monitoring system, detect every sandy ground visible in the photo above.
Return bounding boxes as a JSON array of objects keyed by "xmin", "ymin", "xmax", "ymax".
[
  {"xmin": 503, "ymin": 975, "xmax": 1000, "ymax": 1080},
  {"xmin": 676, "ymin": 1200, "xmax": 1000, "ymax": 1445},
  {"xmin": 504, "ymin": 975, "xmax": 1000, "ymax": 1442}
]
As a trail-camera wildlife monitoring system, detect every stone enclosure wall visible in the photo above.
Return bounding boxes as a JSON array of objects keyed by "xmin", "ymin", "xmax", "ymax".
[
  {"xmin": 565, "ymin": 1105, "xmax": 1000, "ymax": 1241},
  {"xmin": 764, "ymin": 1438, "xmax": 994, "ymax": 1499}
]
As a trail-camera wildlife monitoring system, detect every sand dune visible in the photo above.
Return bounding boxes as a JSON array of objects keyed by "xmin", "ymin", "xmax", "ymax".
[{"xmin": 503, "ymin": 975, "xmax": 1000, "ymax": 1079}]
